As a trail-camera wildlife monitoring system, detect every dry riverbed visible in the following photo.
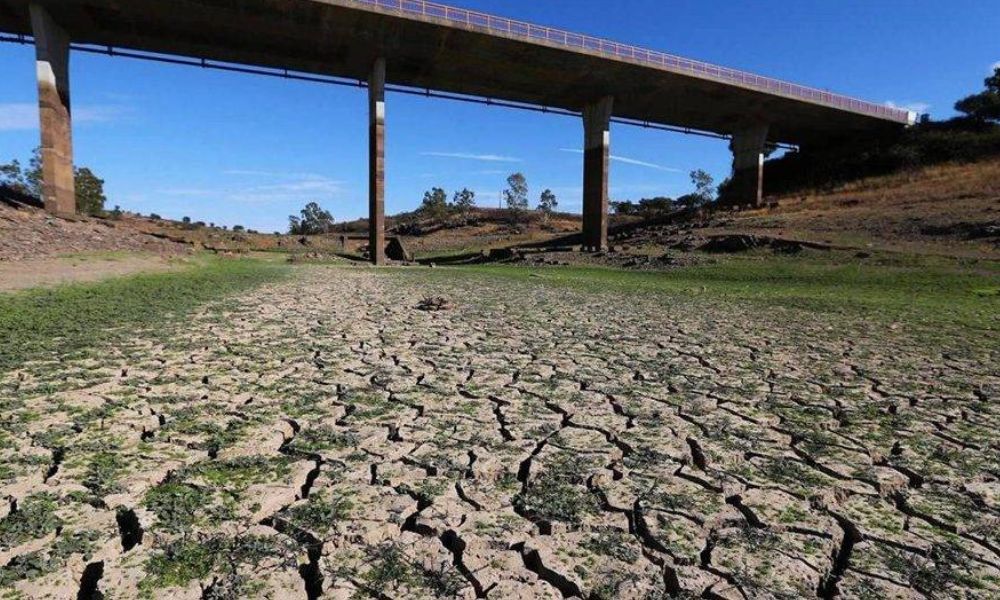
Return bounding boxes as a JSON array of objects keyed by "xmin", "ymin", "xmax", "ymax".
[
  {"xmin": 0, "ymin": 253, "xmax": 184, "ymax": 293},
  {"xmin": 1, "ymin": 265, "xmax": 998, "ymax": 599}
]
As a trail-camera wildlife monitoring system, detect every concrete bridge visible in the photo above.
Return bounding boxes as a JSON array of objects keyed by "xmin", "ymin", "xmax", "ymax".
[{"xmin": 0, "ymin": 0, "xmax": 914, "ymax": 263}]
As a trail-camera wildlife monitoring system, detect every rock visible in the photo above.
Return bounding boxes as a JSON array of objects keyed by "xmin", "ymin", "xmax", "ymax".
[
  {"xmin": 416, "ymin": 296, "xmax": 453, "ymax": 311},
  {"xmin": 699, "ymin": 234, "xmax": 766, "ymax": 253},
  {"xmin": 488, "ymin": 247, "xmax": 518, "ymax": 261},
  {"xmin": 385, "ymin": 237, "xmax": 413, "ymax": 262},
  {"xmin": 769, "ymin": 239, "xmax": 804, "ymax": 254}
]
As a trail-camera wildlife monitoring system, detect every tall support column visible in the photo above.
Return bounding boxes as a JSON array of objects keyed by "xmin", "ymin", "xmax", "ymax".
[
  {"xmin": 368, "ymin": 57, "xmax": 386, "ymax": 266},
  {"xmin": 728, "ymin": 124, "xmax": 770, "ymax": 207},
  {"xmin": 30, "ymin": 3, "xmax": 75, "ymax": 216},
  {"xmin": 582, "ymin": 96, "xmax": 613, "ymax": 252}
]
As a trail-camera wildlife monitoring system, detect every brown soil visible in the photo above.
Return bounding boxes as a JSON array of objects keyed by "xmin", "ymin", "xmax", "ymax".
[
  {"xmin": 0, "ymin": 253, "xmax": 183, "ymax": 293},
  {"xmin": 0, "ymin": 203, "xmax": 189, "ymax": 262},
  {"xmin": 2, "ymin": 267, "xmax": 996, "ymax": 598}
]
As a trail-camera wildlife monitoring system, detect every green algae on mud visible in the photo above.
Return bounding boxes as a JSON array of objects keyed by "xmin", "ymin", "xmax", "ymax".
[
  {"xmin": 0, "ymin": 256, "xmax": 288, "ymax": 373},
  {"xmin": 394, "ymin": 253, "xmax": 1000, "ymax": 334}
]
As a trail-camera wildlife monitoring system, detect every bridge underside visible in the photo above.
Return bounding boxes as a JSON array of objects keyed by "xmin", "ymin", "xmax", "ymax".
[{"xmin": 0, "ymin": 0, "xmax": 907, "ymax": 260}]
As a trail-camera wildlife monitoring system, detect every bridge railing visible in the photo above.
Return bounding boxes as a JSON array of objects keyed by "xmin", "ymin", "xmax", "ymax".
[{"xmin": 347, "ymin": 0, "xmax": 912, "ymax": 124}]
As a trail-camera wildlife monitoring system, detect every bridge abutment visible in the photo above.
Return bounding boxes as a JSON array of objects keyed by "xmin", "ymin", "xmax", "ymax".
[
  {"xmin": 582, "ymin": 96, "xmax": 613, "ymax": 252},
  {"xmin": 368, "ymin": 57, "xmax": 386, "ymax": 265},
  {"xmin": 30, "ymin": 2, "xmax": 75, "ymax": 216},
  {"xmin": 727, "ymin": 124, "xmax": 770, "ymax": 207}
]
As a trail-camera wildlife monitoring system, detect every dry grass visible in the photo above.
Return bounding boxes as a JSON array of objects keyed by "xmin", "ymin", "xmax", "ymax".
[
  {"xmin": 769, "ymin": 158, "xmax": 1000, "ymax": 212},
  {"xmin": 711, "ymin": 158, "xmax": 1000, "ymax": 257}
]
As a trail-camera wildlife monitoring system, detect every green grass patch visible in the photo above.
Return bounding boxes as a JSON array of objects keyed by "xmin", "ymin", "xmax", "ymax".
[
  {"xmin": 0, "ymin": 256, "xmax": 288, "ymax": 372},
  {"xmin": 402, "ymin": 253, "xmax": 1000, "ymax": 333}
]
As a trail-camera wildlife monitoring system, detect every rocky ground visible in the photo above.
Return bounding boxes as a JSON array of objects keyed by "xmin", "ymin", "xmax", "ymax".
[
  {"xmin": 1, "ymin": 266, "xmax": 998, "ymax": 599},
  {"xmin": 0, "ymin": 205, "xmax": 188, "ymax": 262}
]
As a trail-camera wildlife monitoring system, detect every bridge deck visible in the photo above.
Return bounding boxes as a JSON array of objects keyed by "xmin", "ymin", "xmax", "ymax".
[{"xmin": 0, "ymin": 0, "xmax": 910, "ymax": 145}]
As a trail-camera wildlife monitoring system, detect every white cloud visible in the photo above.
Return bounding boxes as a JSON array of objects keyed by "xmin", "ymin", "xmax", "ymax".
[
  {"xmin": 157, "ymin": 188, "xmax": 217, "ymax": 197},
  {"xmin": 420, "ymin": 151, "xmax": 522, "ymax": 163},
  {"xmin": 884, "ymin": 101, "xmax": 930, "ymax": 114},
  {"xmin": 992, "ymin": 61, "xmax": 1000, "ymax": 74},
  {"xmin": 558, "ymin": 148, "xmax": 681, "ymax": 173},
  {"xmin": 156, "ymin": 173, "xmax": 344, "ymax": 205},
  {"xmin": 75, "ymin": 105, "xmax": 131, "ymax": 123},
  {"xmin": 222, "ymin": 169, "xmax": 331, "ymax": 179},
  {"xmin": 0, "ymin": 103, "xmax": 36, "ymax": 131},
  {"xmin": 0, "ymin": 102, "xmax": 131, "ymax": 131}
]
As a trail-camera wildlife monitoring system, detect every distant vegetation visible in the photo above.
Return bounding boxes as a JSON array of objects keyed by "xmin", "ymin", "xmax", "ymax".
[
  {"xmin": 503, "ymin": 172, "xmax": 530, "ymax": 225},
  {"xmin": 766, "ymin": 67, "xmax": 1000, "ymax": 195},
  {"xmin": 538, "ymin": 188, "xmax": 558, "ymax": 225},
  {"xmin": 0, "ymin": 147, "xmax": 107, "ymax": 215},
  {"xmin": 384, "ymin": 172, "xmax": 567, "ymax": 234},
  {"xmin": 289, "ymin": 202, "xmax": 335, "ymax": 235},
  {"xmin": 611, "ymin": 170, "xmax": 715, "ymax": 216}
]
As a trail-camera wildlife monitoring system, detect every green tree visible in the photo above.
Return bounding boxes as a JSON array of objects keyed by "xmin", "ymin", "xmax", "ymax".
[
  {"xmin": 2, "ymin": 148, "xmax": 105, "ymax": 213},
  {"xmin": 538, "ymin": 189, "xmax": 557, "ymax": 223},
  {"xmin": 611, "ymin": 200, "xmax": 637, "ymax": 215},
  {"xmin": 420, "ymin": 187, "xmax": 449, "ymax": 220},
  {"xmin": 24, "ymin": 148, "xmax": 42, "ymax": 198},
  {"xmin": 955, "ymin": 67, "xmax": 1000, "ymax": 123},
  {"xmin": 0, "ymin": 149, "xmax": 41, "ymax": 197},
  {"xmin": 452, "ymin": 188, "xmax": 476, "ymax": 215},
  {"xmin": 74, "ymin": 167, "xmax": 106, "ymax": 215},
  {"xmin": 0, "ymin": 159, "xmax": 25, "ymax": 192},
  {"xmin": 503, "ymin": 172, "xmax": 529, "ymax": 224},
  {"xmin": 690, "ymin": 169, "xmax": 715, "ymax": 203},
  {"xmin": 637, "ymin": 197, "xmax": 673, "ymax": 214},
  {"xmin": 288, "ymin": 202, "xmax": 335, "ymax": 235}
]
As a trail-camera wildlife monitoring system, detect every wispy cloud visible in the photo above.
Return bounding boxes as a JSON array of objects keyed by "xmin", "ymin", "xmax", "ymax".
[
  {"xmin": 156, "ymin": 172, "xmax": 344, "ymax": 204},
  {"xmin": 222, "ymin": 169, "xmax": 332, "ymax": 179},
  {"xmin": 75, "ymin": 105, "xmax": 132, "ymax": 123},
  {"xmin": 0, "ymin": 103, "xmax": 37, "ymax": 131},
  {"xmin": 0, "ymin": 102, "xmax": 132, "ymax": 131},
  {"xmin": 884, "ymin": 101, "xmax": 930, "ymax": 114},
  {"xmin": 420, "ymin": 151, "xmax": 522, "ymax": 163},
  {"xmin": 558, "ymin": 148, "xmax": 681, "ymax": 173}
]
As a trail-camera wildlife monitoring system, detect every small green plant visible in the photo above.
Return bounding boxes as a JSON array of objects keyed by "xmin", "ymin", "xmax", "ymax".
[
  {"xmin": 140, "ymin": 535, "xmax": 296, "ymax": 597},
  {"xmin": 284, "ymin": 493, "xmax": 354, "ymax": 534},
  {"xmin": 513, "ymin": 453, "xmax": 601, "ymax": 525},
  {"xmin": 514, "ymin": 476, "xmax": 599, "ymax": 525},
  {"xmin": 582, "ymin": 529, "xmax": 641, "ymax": 563},
  {"xmin": 82, "ymin": 451, "xmax": 128, "ymax": 496},
  {"xmin": 357, "ymin": 543, "xmax": 465, "ymax": 598},
  {"xmin": 144, "ymin": 482, "xmax": 210, "ymax": 533},
  {"xmin": 0, "ymin": 493, "xmax": 62, "ymax": 548},
  {"xmin": 288, "ymin": 426, "xmax": 358, "ymax": 455},
  {"xmin": 184, "ymin": 456, "xmax": 292, "ymax": 489}
]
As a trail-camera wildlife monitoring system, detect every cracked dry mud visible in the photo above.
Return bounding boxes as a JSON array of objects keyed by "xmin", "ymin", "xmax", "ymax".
[{"xmin": 2, "ymin": 266, "xmax": 998, "ymax": 599}]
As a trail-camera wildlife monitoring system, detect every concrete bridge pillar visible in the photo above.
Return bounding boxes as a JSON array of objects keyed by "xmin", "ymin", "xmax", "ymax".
[
  {"xmin": 30, "ymin": 3, "xmax": 75, "ymax": 216},
  {"xmin": 728, "ymin": 124, "xmax": 770, "ymax": 207},
  {"xmin": 368, "ymin": 57, "xmax": 386, "ymax": 266},
  {"xmin": 582, "ymin": 96, "xmax": 613, "ymax": 251}
]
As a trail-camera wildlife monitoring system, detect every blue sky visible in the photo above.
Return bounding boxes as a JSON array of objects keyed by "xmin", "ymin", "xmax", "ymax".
[{"xmin": 0, "ymin": 0, "xmax": 997, "ymax": 232}]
